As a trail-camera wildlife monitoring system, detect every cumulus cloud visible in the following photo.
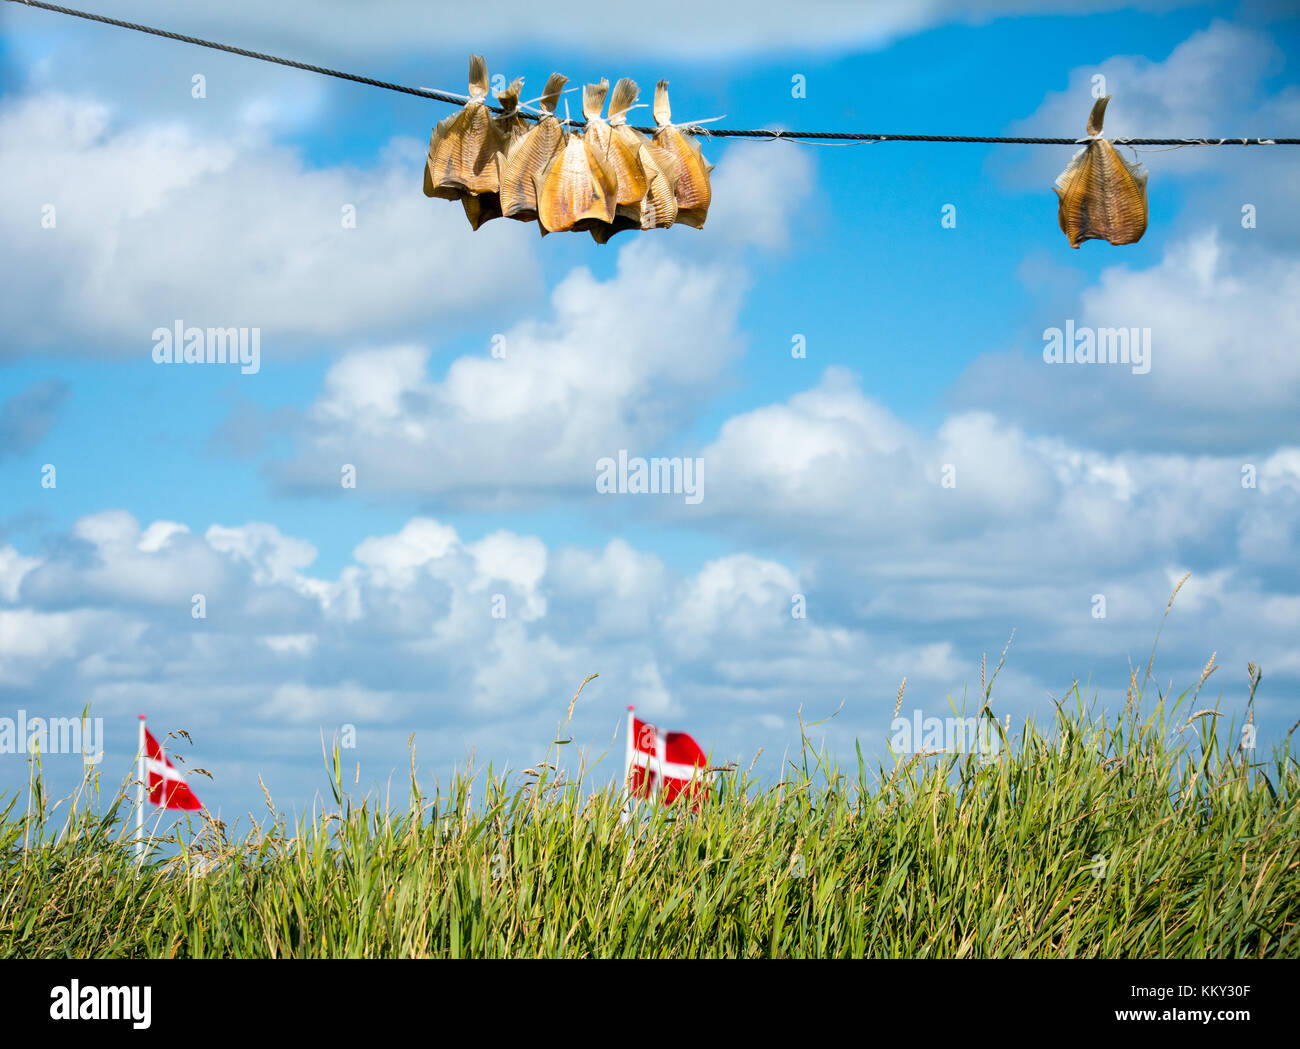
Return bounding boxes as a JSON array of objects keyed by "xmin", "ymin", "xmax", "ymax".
[
  {"xmin": 269, "ymin": 144, "xmax": 815, "ymax": 505},
  {"xmin": 952, "ymin": 232, "xmax": 1300, "ymax": 451},
  {"xmin": 696, "ymin": 367, "xmax": 1064, "ymax": 546},
  {"xmin": 0, "ymin": 507, "xmax": 1035, "ymax": 811},
  {"xmin": 2, "ymin": 414, "xmax": 1297, "ymax": 812},
  {"xmin": 999, "ymin": 21, "xmax": 1294, "ymax": 181},
  {"xmin": 0, "ymin": 93, "xmax": 541, "ymax": 359},
  {"xmin": 272, "ymin": 243, "xmax": 740, "ymax": 504},
  {"xmin": 695, "ymin": 366, "xmax": 1300, "ymax": 574}
]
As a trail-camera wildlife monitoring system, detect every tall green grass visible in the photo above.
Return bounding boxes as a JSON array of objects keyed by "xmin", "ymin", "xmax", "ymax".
[{"xmin": 3, "ymin": 607, "xmax": 1298, "ymax": 958}]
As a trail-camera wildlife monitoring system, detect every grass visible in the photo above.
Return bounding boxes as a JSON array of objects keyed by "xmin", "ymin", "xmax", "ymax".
[{"xmin": 2, "ymin": 590, "xmax": 1298, "ymax": 958}]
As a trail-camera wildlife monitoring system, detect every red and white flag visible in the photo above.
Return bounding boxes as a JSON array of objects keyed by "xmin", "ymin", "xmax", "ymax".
[
  {"xmin": 142, "ymin": 720, "xmax": 202, "ymax": 811},
  {"xmin": 625, "ymin": 709, "xmax": 710, "ymax": 806}
]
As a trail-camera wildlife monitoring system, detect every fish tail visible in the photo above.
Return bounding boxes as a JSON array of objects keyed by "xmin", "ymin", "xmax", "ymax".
[
  {"xmin": 608, "ymin": 78, "xmax": 639, "ymax": 123},
  {"xmin": 652, "ymin": 80, "xmax": 672, "ymax": 126},
  {"xmin": 583, "ymin": 79, "xmax": 609, "ymax": 122},
  {"xmin": 539, "ymin": 73, "xmax": 569, "ymax": 115},
  {"xmin": 497, "ymin": 76, "xmax": 524, "ymax": 113},
  {"xmin": 468, "ymin": 54, "xmax": 489, "ymax": 100},
  {"xmin": 1086, "ymin": 95, "xmax": 1110, "ymax": 137}
]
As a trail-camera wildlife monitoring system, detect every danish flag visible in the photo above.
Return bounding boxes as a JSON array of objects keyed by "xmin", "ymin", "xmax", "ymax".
[
  {"xmin": 143, "ymin": 721, "xmax": 203, "ymax": 810},
  {"xmin": 625, "ymin": 708, "xmax": 711, "ymax": 806}
]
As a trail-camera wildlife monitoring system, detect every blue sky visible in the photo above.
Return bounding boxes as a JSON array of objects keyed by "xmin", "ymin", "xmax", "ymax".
[{"xmin": 1, "ymin": 0, "xmax": 1298, "ymax": 825}]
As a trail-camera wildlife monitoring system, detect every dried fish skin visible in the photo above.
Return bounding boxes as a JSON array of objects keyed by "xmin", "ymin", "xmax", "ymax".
[
  {"xmin": 588, "ymin": 142, "xmax": 678, "ymax": 243},
  {"xmin": 592, "ymin": 78, "xmax": 678, "ymax": 239},
  {"xmin": 461, "ymin": 191, "xmax": 503, "ymax": 231},
  {"xmin": 634, "ymin": 142, "xmax": 679, "ymax": 229},
  {"xmin": 457, "ymin": 78, "xmax": 528, "ymax": 230},
  {"xmin": 651, "ymin": 79, "xmax": 712, "ymax": 229},
  {"xmin": 535, "ymin": 127, "xmax": 618, "ymax": 233},
  {"xmin": 498, "ymin": 73, "xmax": 569, "ymax": 222},
  {"xmin": 425, "ymin": 54, "xmax": 502, "ymax": 198},
  {"xmin": 568, "ymin": 79, "xmax": 631, "ymax": 242},
  {"xmin": 588, "ymin": 78, "xmax": 651, "ymax": 208},
  {"xmin": 586, "ymin": 213, "xmax": 642, "ymax": 244},
  {"xmin": 1054, "ymin": 96, "xmax": 1148, "ymax": 248}
]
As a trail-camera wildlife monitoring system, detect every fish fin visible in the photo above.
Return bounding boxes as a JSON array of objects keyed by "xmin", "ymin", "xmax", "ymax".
[
  {"xmin": 1086, "ymin": 95, "xmax": 1110, "ymax": 137},
  {"xmin": 539, "ymin": 73, "xmax": 569, "ymax": 115},
  {"xmin": 467, "ymin": 55, "xmax": 489, "ymax": 100},
  {"xmin": 583, "ymin": 79, "xmax": 609, "ymax": 122},
  {"xmin": 462, "ymin": 192, "xmax": 503, "ymax": 230},
  {"xmin": 675, "ymin": 207, "xmax": 707, "ymax": 229},
  {"xmin": 608, "ymin": 78, "xmax": 639, "ymax": 123},
  {"xmin": 653, "ymin": 80, "xmax": 671, "ymax": 126}
]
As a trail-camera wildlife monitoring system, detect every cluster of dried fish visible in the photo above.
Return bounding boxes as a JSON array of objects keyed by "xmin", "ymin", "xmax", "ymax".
[
  {"xmin": 1054, "ymin": 96, "xmax": 1149, "ymax": 248},
  {"xmin": 423, "ymin": 56, "xmax": 713, "ymax": 241}
]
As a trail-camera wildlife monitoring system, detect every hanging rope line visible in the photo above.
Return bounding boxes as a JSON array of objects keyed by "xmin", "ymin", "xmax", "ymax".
[{"xmin": 8, "ymin": 0, "xmax": 1300, "ymax": 145}]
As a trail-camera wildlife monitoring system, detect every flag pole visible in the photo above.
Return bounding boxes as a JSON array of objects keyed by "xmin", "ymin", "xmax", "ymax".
[
  {"xmin": 621, "ymin": 705, "xmax": 634, "ymax": 827},
  {"xmin": 135, "ymin": 714, "xmax": 145, "ymax": 863}
]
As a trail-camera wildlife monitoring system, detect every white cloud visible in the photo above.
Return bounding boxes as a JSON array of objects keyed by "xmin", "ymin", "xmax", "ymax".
[
  {"xmin": 953, "ymin": 232, "xmax": 1300, "ymax": 450},
  {"xmin": 260, "ymin": 633, "xmax": 319, "ymax": 657},
  {"xmin": 1, "ymin": 493, "xmax": 1296, "ymax": 817},
  {"xmin": 467, "ymin": 532, "xmax": 548, "ymax": 622},
  {"xmin": 0, "ymin": 608, "xmax": 144, "ymax": 686},
  {"xmin": 999, "ymin": 21, "xmax": 1292, "ymax": 184},
  {"xmin": 206, "ymin": 523, "xmax": 319, "ymax": 587},
  {"xmin": 20, "ymin": 510, "xmax": 231, "ymax": 606},
  {"xmin": 271, "ymin": 140, "xmax": 815, "ymax": 505},
  {"xmin": 265, "ymin": 680, "xmax": 398, "ymax": 724},
  {"xmin": 0, "ymin": 546, "xmax": 40, "ymax": 602},
  {"xmin": 0, "ymin": 93, "xmax": 540, "ymax": 357}
]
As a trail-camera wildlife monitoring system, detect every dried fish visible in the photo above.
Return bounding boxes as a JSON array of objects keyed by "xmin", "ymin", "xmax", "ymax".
[
  {"xmin": 583, "ymin": 78, "xmax": 681, "ymax": 243},
  {"xmin": 494, "ymin": 76, "xmax": 530, "ymax": 148},
  {"xmin": 424, "ymin": 55, "xmax": 501, "ymax": 202},
  {"xmin": 498, "ymin": 73, "xmax": 569, "ymax": 223},
  {"xmin": 422, "ymin": 62, "xmax": 718, "ymax": 240},
  {"xmin": 589, "ymin": 80, "xmax": 651, "ymax": 210},
  {"xmin": 535, "ymin": 82, "xmax": 618, "ymax": 234},
  {"xmin": 460, "ymin": 77, "xmax": 527, "ymax": 230},
  {"xmin": 651, "ymin": 80, "xmax": 713, "ymax": 229},
  {"xmin": 636, "ymin": 142, "xmax": 679, "ymax": 228},
  {"xmin": 535, "ymin": 134, "xmax": 618, "ymax": 234},
  {"xmin": 1054, "ymin": 96, "xmax": 1148, "ymax": 248}
]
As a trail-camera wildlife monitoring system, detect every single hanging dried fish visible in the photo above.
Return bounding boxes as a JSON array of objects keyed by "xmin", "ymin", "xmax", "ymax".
[
  {"xmin": 1054, "ymin": 95, "xmax": 1148, "ymax": 248},
  {"xmin": 583, "ymin": 78, "xmax": 647, "ymax": 242},
  {"xmin": 651, "ymin": 79, "xmax": 713, "ymax": 229},
  {"xmin": 585, "ymin": 78, "xmax": 679, "ymax": 243},
  {"xmin": 535, "ymin": 84, "xmax": 618, "ymax": 234},
  {"xmin": 424, "ymin": 55, "xmax": 501, "ymax": 201},
  {"xmin": 498, "ymin": 73, "xmax": 569, "ymax": 223},
  {"xmin": 461, "ymin": 77, "xmax": 528, "ymax": 230}
]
